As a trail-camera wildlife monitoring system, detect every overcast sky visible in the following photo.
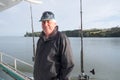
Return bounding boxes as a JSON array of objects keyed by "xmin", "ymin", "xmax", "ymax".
[{"xmin": 0, "ymin": 0, "xmax": 120, "ymax": 36}]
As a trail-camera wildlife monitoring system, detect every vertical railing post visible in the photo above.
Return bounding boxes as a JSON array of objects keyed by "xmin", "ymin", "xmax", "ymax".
[
  {"xmin": 0, "ymin": 53, "xmax": 2, "ymax": 63},
  {"xmin": 14, "ymin": 59, "xmax": 17, "ymax": 70}
]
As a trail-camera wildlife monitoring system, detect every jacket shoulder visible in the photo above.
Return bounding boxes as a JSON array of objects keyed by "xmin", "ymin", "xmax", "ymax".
[{"xmin": 58, "ymin": 31, "xmax": 68, "ymax": 39}]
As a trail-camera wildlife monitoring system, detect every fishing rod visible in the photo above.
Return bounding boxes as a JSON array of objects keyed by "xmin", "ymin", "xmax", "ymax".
[
  {"xmin": 80, "ymin": 0, "xmax": 84, "ymax": 74},
  {"xmin": 29, "ymin": 3, "xmax": 36, "ymax": 61},
  {"xmin": 79, "ymin": 0, "xmax": 95, "ymax": 80},
  {"xmin": 25, "ymin": 0, "xmax": 42, "ymax": 61}
]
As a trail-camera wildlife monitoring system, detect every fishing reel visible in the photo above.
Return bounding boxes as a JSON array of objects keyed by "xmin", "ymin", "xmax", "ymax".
[
  {"xmin": 32, "ymin": 56, "xmax": 35, "ymax": 61},
  {"xmin": 90, "ymin": 69, "xmax": 95, "ymax": 75},
  {"xmin": 78, "ymin": 69, "xmax": 95, "ymax": 80},
  {"xmin": 78, "ymin": 73, "xmax": 89, "ymax": 80}
]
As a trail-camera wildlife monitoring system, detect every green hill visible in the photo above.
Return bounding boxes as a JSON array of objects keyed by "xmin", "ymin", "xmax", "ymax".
[{"xmin": 24, "ymin": 26, "xmax": 120, "ymax": 37}]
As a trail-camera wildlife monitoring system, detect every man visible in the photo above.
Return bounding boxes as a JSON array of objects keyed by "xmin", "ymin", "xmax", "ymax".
[{"xmin": 34, "ymin": 11, "xmax": 74, "ymax": 80}]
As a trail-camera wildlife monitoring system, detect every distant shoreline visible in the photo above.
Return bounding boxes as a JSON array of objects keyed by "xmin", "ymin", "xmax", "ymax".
[{"xmin": 24, "ymin": 27, "xmax": 120, "ymax": 37}]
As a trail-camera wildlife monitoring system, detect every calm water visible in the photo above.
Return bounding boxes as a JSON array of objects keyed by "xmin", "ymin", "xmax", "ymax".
[{"xmin": 0, "ymin": 37, "xmax": 120, "ymax": 80}]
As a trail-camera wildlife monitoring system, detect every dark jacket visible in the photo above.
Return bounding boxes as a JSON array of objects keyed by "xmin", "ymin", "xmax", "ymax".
[{"xmin": 34, "ymin": 27, "xmax": 74, "ymax": 80}]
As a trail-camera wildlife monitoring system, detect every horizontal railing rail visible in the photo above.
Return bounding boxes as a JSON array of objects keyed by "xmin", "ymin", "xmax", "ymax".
[{"xmin": 0, "ymin": 52, "xmax": 33, "ymax": 80}]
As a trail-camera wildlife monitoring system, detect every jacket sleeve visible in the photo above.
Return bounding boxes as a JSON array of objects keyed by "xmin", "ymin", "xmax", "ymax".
[{"xmin": 59, "ymin": 33, "xmax": 74, "ymax": 80}]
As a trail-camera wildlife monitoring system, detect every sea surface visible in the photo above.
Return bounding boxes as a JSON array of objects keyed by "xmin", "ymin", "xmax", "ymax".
[{"xmin": 0, "ymin": 37, "xmax": 120, "ymax": 80}]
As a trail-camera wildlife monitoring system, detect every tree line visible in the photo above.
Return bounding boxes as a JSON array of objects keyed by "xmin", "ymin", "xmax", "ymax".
[{"xmin": 24, "ymin": 26, "xmax": 120, "ymax": 37}]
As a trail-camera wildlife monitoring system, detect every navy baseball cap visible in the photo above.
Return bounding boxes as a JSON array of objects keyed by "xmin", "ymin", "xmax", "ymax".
[{"xmin": 39, "ymin": 11, "xmax": 55, "ymax": 21}]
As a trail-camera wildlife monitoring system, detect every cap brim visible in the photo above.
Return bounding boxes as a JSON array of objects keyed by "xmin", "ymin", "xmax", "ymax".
[{"xmin": 39, "ymin": 19, "xmax": 55, "ymax": 22}]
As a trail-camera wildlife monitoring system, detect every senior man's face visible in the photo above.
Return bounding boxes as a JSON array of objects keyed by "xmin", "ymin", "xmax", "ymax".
[{"xmin": 42, "ymin": 20, "xmax": 56, "ymax": 36}]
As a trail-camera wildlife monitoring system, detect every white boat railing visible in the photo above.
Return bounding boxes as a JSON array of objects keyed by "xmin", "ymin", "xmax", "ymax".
[{"xmin": 0, "ymin": 52, "xmax": 33, "ymax": 80}]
